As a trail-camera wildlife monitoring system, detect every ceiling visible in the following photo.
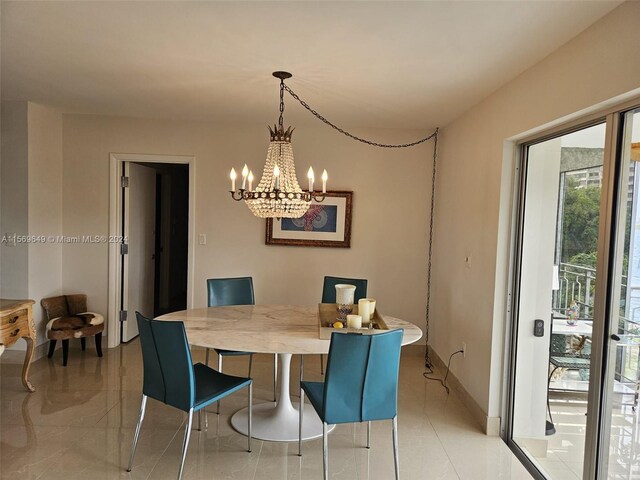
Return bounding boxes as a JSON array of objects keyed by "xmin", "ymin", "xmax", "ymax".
[{"xmin": 0, "ymin": 1, "xmax": 621, "ymax": 130}]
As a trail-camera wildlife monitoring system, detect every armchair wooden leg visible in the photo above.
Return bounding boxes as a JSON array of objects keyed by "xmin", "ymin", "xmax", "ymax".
[
  {"xmin": 62, "ymin": 340, "xmax": 69, "ymax": 366},
  {"xmin": 80, "ymin": 337, "xmax": 86, "ymax": 351},
  {"xmin": 95, "ymin": 332, "xmax": 103, "ymax": 357},
  {"xmin": 47, "ymin": 340, "xmax": 57, "ymax": 358}
]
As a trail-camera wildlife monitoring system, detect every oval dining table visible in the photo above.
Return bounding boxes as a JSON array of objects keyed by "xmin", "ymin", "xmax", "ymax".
[{"xmin": 157, "ymin": 304, "xmax": 423, "ymax": 442}]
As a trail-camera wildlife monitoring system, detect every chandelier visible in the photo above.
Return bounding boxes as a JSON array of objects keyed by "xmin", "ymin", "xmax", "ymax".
[{"xmin": 229, "ymin": 71, "xmax": 327, "ymax": 218}]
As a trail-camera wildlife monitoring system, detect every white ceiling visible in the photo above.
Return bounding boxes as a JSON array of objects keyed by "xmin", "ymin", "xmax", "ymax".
[{"xmin": 0, "ymin": 1, "xmax": 621, "ymax": 130}]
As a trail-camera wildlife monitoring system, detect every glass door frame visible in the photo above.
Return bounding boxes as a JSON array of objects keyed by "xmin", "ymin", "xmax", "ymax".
[{"xmin": 504, "ymin": 96, "xmax": 640, "ymax": 480}]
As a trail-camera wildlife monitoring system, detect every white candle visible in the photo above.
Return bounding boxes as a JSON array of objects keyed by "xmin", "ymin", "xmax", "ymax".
[
  {"xmin": 307, "ymin": 166, "xmax": 314, "ymax": 192},
  {"xmin": 322, "ymin": 169, "xmax": 328, "ymax": 193},
  {"xmin": 248, "ymin": 170, "xmax": 254, "ymax": 191},
  {"xmin": 230, "ymin": 168, "xmax": 237, "ymax": 191},
  {"xmin": 347, "ymin": 314, "xmax": 362, "ymax": 329},
  {"xmin": 358, "ymin": 299, "xmax": 371, "ymax": 325},
  {"xmin": 241, "ymin": 164, "xmax": 249, "ymax": 189},
  {"xmin": 364, "ymin": 298, "xmax": 376, "ymax": 320},
  {"xmin": 273, "ymin": 164, "xmax": 280, "ymax": 190}
]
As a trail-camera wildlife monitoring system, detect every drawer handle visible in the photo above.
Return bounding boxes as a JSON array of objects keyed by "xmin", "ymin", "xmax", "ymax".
[
  {"xmin": 9, "ymin": 329, "xmax": 20, "ymax": 337},
  {"xmin": 9, "ymin": 316, "xmax": 19, "ymax": 324}
]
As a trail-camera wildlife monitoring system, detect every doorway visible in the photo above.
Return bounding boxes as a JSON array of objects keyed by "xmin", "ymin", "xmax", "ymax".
[
  {"xmin": 507, "ymin": 104, "xmax": 640, "ymax": 479},
  {"xmin": 107, "ymin": 154, "xmax": 195, "ymax": 348},
  {"xmin": 120, "ymin": 162, "xmax": 189, "ymax": 342}
]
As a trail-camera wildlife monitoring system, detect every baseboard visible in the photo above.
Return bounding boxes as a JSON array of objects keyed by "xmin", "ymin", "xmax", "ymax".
[
  {"xmin": 0, "ymin": 336, "xmax": 105, "ymax": 364},
  {"xmin": 429, "ymin": 346, "xmax": 501, "ymax": 436}
]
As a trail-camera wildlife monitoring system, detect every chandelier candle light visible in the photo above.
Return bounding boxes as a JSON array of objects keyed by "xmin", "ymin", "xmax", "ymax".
[{"xmin": 229, "ymin": 71, "xmax": 327, "ymax": 218}]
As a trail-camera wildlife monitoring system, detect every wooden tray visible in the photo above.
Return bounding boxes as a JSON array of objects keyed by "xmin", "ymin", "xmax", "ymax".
[{"xmin": 318, "ymin": 303, "xmax": 389, "ymax": 339}]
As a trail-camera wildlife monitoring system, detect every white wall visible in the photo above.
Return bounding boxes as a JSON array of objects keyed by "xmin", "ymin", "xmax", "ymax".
[
  {"xmin": 61, "ymin": 115, "xmax": 433, "ymax": 339},
  {"xmin": 430, "ymin": 0, "xmax": 640, "ymax": 430}
]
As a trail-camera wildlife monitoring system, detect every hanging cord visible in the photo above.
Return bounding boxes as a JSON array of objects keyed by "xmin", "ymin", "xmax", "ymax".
[
  {"xmin": 424, "ymin": 350, "xmax": 463, "ymax": 395},
  {"xmin": 424, "ymin": 129, "xmax": 438, "ymax": 373},
  {"xmin": 282, "ymin": 83, "xmax": 437, "ymax": 148},
  {"xmin": 282, "ymin": 78, "xmax": 447, "ymax": 391}
]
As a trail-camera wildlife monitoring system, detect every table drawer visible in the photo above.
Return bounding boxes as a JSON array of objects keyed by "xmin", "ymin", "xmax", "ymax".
[
  {"xmin": 1, "ymin": 309, "xmax": 28, "ymax": 327},
  {"xmin": 0, "ymin": 322, "xmax": 28, "ymax": 347}
]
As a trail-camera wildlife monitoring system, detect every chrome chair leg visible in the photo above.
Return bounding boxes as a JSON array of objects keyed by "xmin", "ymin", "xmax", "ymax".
[
  {"xmin": 217, "ymin": 354, "xmax": 223, "ymax": 414},
  {"xmin": 205, "ymin": 348, "xmax": 209, "ymax": 366},
  {"xmin": 248, "ymin": 382, "xmax": 253, "ymax": 453},
  {"xmin": 127, "ymin": 394, "xmax": 147, "ymax": 472},
  {"xmin": 248, "ymin": 353, "xmax": 253, "ymax": 378},
  {"xmin": 392, "ymin": 416, "xmax": 400, "ymax": 480},
  {"xmin": 298, "ymin": 354, "xmax": 304, "ymax": 456},
  {"xmin": 323, "ymin": 422, "xmax": 329, "ymax": 480},
  {"xmin": 198, "ymin": 410, "xmax": 202, "ymax": 431},
  {"xmin": 319, "ymin": 354, "xmax": 324, "ymax": 375},
  {"xmin": 367, "ymin": 421, "xmax": 371, "ymax": 449},
  {"xmin": 273, "ymin": 353, "xmax": 278, "ymax": 402},
  {"xmin": 178, "ymin": 409, "xmax": 194, "ymax": 480}
]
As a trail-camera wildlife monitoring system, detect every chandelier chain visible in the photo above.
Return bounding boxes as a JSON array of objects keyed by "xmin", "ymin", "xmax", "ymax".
[
  {"xmin": 282, "ymin": 83, "xmax": 437, "ymax": 148},
  {"xmin": 279, "ymin": 80, "xmax": 285, "ymax": 129},
  {"xmin": 424, "ymin": 128, "xmax": 438, "ymax": 371}
]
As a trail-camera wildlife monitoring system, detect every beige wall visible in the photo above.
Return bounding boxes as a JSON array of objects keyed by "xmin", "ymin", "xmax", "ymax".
[
  {"xmin": 1, "ymin": 101, "xmax": 29, "ymax": 299},
  {"xmin": 431, "ymin": 0, "xmax": 640, "ymax": 429},
  {"xmin": 0, "ymin": 102, "xmax": 63, "ymax": 352},
  {"xmin": 62, "ymin": 115, "xmax": 433, "ymax": 339},
  {"xmin": 27, "ymin": 103, "xmax": 63, "ymax": 344}
]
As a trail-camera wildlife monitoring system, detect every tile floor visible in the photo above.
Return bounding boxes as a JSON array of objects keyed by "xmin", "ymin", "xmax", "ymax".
[{"xmin": 1, "ymin": 342, "xmax": 533, "ymax": 479}]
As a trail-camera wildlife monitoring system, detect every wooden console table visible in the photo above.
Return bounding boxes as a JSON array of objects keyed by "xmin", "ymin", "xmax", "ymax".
[{"xmin": 0, "ymin": 299, "xmax": 36, "ymax": 392}]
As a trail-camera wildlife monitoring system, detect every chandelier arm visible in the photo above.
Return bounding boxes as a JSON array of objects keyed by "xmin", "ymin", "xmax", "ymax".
[{"xmin": 283, "ymin": 83, "xmax": 437, "ymax": 148}]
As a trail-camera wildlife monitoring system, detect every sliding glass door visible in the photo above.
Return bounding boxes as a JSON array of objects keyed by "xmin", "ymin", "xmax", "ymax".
[{"xmin": 508, "ymin": 103, "xmax": 640, "ymax": 479}]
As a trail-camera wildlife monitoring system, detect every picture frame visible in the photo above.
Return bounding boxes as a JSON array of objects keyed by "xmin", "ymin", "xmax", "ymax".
[{"xmin": 265, "ymin": 190, "xmax": 353, "ymax": 248}]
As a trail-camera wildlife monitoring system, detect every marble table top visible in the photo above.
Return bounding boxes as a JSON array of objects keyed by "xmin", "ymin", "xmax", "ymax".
[{"xmin": 157, "ymin": 304, "xmax": 423, "ymax": 354}]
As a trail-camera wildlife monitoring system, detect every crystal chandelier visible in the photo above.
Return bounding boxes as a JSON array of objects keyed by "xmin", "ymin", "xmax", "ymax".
[{"xmin": 229, "ymin": 71, "xmax": 327, "ymax": 218}]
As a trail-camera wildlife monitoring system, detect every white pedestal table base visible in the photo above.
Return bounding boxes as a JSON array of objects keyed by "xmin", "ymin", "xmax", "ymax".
[{"xmin": 230, "ymin": 353, "xmax": 335, "ymax": 441}]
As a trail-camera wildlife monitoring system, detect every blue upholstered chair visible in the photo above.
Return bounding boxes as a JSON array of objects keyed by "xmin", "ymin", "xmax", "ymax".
[
  {"xmin": 298, "ymin": 329, "xmax": 403, "ymax": 480},
  {"xmin": 206, "ymin": 277, "xmax": 277, "ymax": 410},
  {"xmin": 319, "ymin": 276, "xmax": 368, "ymax": 374},
  {"xmin": 127, "ymin": 313, "xmax": 252, "ymax": 480}
]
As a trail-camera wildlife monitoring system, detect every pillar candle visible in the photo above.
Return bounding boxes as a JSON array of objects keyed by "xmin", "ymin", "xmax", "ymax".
[{"xmin": 358, "ymin": 299, "xmax": 371, "ymax": 325}]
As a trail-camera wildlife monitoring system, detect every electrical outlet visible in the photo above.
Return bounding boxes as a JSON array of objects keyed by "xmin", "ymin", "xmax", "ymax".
[{"xmin": 462, "ymin": 342, "xmax": 466, "ymax": 358}]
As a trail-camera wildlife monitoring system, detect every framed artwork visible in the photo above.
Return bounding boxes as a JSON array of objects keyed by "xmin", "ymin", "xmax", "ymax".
[{"xmin": 266, "ymin": 190, "xmax": 353, "ymax": 248}]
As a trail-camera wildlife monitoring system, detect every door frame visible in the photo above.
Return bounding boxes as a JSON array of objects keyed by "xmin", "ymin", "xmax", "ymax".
[
  {"xmin": 503, "ymin": 95, "xmax": 640, "ymax": 479},
  {"xmin": 107, "ymin": 153, "xmax": 196, "ymax": 348}
]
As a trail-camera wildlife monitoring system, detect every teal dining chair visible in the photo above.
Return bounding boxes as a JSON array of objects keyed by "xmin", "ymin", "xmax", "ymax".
[
  {"xmin": 298, "ymin": 329, "xmax": 404, "ymax": 480},
  {"xmin": 127, "ymin": 313, "xmax": 252, "ymax": 480},
  {"xmin": 319, "ymin": 275, "xmax": 368, "ymax": 374},
  {"xmin": 206, "ymin": 277, "xmax": 277, "ymax": 410}
]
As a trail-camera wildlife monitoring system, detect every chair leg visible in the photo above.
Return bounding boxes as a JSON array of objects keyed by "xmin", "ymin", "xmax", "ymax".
[
  {"xmin": 177, "ymin": 409, "xmax": 194, "ymax": 480},
  {"xmin": 198, "ymin": 410, "xmax": 202, "ymax": 432},
  {"xmin": 205, "ymin": 348, "xmax": 209, "ymax": 366},
  {"xmin": 80, "ymin": 337, "xmax": 86, "ymax": 351},
  {"xmin": 95, "ymin": 332, "xmax": 103, "ymax": 357},
  {"xmin": 62, "ymin": 339, "xmax": 69, "ymax": 366},
  {"xmin": 273, "ymin": 353, "xmax": 278, "ymax": 402},
  {"xmin": 392, "ymin": 416, "xmax": 399, "ymax": 480},
  {"xmin": 248, "ymin": 353, "xmax": 253, "ymax": 378},
  {"xmin": 217, "ymin": 355, "xmax": 223, "ymax": 414},
  {"xmin": 319, "ymin": 354, "xmax": 324, "ymax": 375},
  {"xmin": 127, "ymin": 394, "xmax": 148, "ymax": 472},
  {"xmin": 298, "ymin": 354, "xmax": 304, "ymax": 456},
  {"xmin": 47, "ymin": 340, "xmax": 57, "ymax": 358},
  {"xmin": 367, "ymin": 421, "xmax": 371, "ymax": 449},
  {"xmin": 248, "ymin": 382, "xmax": 253, "ymax": 453},
  {"xmin": 323, "ymin": 422, "xmax": 329, "ymax": 480}
]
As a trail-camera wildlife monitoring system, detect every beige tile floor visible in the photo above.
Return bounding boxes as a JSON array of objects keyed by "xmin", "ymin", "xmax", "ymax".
[{"xmin": 1, "ymin": 341, "xmax": 533, "ymax": 480}]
